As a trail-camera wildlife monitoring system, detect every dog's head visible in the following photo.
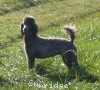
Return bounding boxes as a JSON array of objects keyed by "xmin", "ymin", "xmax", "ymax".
[{"xmin": 21, "ymin": 16, "xmax": 38, "ymax": 36}]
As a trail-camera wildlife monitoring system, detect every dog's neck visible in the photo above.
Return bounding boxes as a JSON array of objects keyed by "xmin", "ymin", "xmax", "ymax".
[{"xmin": 23, "ymin": 32, "xmax": 37, "ymax": 40}]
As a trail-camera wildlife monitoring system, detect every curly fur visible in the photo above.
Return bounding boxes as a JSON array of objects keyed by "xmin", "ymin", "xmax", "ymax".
[{"xmin": 21, "ymin": 16, "xmax": 79, "ymax": 70}]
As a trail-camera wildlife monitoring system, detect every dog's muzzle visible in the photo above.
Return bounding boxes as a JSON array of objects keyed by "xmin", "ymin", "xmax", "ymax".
[{"xmin": 23, "ymin": 25, "xmax": 27, "ymax": 33}]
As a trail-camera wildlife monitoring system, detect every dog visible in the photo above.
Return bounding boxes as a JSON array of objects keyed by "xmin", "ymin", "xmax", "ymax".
[{"xmin": 21, "ymin": 16, "xmax": 79, "ymax": 71}]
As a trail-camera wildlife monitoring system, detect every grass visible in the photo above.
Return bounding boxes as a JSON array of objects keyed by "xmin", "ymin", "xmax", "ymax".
[
  {"xmin": 0, "ymin": 0, "xmax": 100, "ymax": 89},
  {"xmin": 0, "ymin": 0, "xmax": 51, "ymax": 15}
]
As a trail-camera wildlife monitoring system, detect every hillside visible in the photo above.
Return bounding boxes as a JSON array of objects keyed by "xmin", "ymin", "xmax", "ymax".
[{"xmin": 0, "ymin": 0, "xmax": 100, "ymax": 90}]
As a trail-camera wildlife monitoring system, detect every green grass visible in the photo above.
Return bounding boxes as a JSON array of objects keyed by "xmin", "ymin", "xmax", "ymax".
[
  {"xmin": 0, "ymin": 0, "xmax": 51, "ymax": 15},
  {"xmin": 0, "ymin": 0, "xmax": 100, "ymax": 90}
]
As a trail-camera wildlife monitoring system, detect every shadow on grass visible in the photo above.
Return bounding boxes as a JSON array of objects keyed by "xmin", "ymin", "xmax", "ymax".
[
  {"xmin": 67, "ymin": 66, "xmax": 99, "ymax": 83},
  {"xmin": 36, "ymin": 65, "xmax": 99, "ymax": 84},
  {"xmin": 0, "ymin": 77, "xmax": 8, "ymax": 86}
]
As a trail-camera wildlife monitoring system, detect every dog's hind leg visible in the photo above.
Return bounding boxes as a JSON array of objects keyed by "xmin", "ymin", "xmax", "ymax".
[{"xmin": 62, "ymin": 50, "xmax": 79, "ymax": 69}]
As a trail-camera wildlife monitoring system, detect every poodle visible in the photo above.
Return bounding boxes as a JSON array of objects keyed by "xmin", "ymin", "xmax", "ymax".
[{"xmin": 21, "ymin": 16, "xmax": 79, "ymax": 71}]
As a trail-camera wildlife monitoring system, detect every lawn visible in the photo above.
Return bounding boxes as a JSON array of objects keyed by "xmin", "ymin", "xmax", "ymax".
[{"xmin": 0, "ymin": 0, "xmax": 100, "ymax": 90}]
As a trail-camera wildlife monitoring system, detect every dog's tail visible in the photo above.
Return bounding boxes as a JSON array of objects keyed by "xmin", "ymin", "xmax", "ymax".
[{"xmin": 63, "ymin": 25, "xmax": 76, "ymax": 43}]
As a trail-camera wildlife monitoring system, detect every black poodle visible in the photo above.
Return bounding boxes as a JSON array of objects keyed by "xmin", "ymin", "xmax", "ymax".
[{"xmin": 21, "ymin": 16, "xmax": 79, "ymax": 71}]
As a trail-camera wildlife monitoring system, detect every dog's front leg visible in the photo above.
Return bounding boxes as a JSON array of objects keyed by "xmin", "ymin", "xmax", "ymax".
[{"xmin": 27, "ymin": 55, "xmax": 35, "ymax": 70}]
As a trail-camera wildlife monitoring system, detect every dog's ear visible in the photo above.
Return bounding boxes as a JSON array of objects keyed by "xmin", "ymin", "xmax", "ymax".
[{"xmin": 21, "ymin": 22, "xmax": 24, "ymax": 36}]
